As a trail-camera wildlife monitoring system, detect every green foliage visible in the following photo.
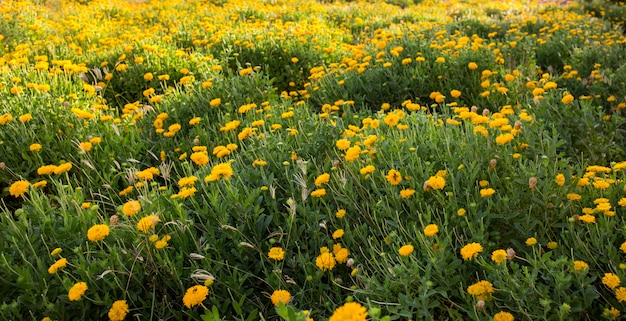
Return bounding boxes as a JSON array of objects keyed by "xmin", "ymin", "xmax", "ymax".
[{"xmin": 2, "ymin": 0, "xmax": 626, "ymax": 320}]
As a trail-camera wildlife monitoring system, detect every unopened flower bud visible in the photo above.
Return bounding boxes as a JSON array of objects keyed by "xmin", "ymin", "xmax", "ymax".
[
  {"xmin": 529, "ymin": 177, "xmax": 537, "ymax": 189},
  {"xmin": 514, "ymin": 121, "xmax": 522, "ymax": 130},
  {"xmin": 471, "ymin": 106, "xmax": 478, "ymax": 113},
  {"xmin": 110, "ymin": 215, "xmax": 119, "ymax": 226},
  {"xmin": 193, "ymin": 138, "xmax": 200, "ymax": 145},
  {"xmin": 506, "ymin": 248, "xmax": 516, "ymax": 261},
  {"xmin": 482, "ymin": 109, "xmax": 490, "ymax": 116},
  {"xmin": 476, "ymin": 300, "xmax": 485, "ymax": 310},
  {"xmin": 489, "ymin": 159, "xmax": 497, "ymax": 169},
  {"xmin": 346, "ymin": 258, "xmax": 355, "ymax": 267}
]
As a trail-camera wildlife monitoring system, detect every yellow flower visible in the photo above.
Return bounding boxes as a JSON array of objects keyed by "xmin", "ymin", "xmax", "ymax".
[
  {"xmin": 335, "ymin": 209, "xmax": 346, "ymax": 218},
  {"xmin": 268, "ymin": 247, "xmax": 285, "ymax": 261},
  {"xmin": 620, "ymin": 241, "xmax": 626, "ymax": 254},
  {"xmin": 385, "ymin": 169, "xmax": 402, "ymax": 185},
  {"xmin": 205, "ymin": 163, "xmax": 234, "ymax": 182},
  {"xmin": 48, "ymin": 258, "xmax": 68, "ymax": 274},
  {"xmin": 183, "ymin": 285, "xmax": 209, "ymax": 308},
  {"xmin": 219, "ymin": 120, "xmax": 240, "ymax": 132},
  {"xmin": 137, "ymin": 214, "xmax": 160, "ymax": 233},
  {"xmin": 603, "ymin": 273, "xmax": 621, "ymax": 289},
  {"xmin": 480, "ymin": 188, "xmax": 495, "ymax": 197},
  {"xmin": 398, "ymin": 244, "xmax": 414, "ymax": 256},
  {"xmin": 270, "ymin": 290, "xmax": 291, "ymax": 307},
  {"xmin": 616, "ymin": 287, "xmax": 626, "ymax": 303},
  {"xmin": 178, "ymin": 176, "xmax": 198, "ymax": 187},
  {"xmin": 423, "ymin": 224, "xmax": 438, "ymax": 237},
  {"xmin": 467, "ymin": 280, "xmax": 494, "ymax": 301},
  {"xmin": 495, "ymin": 133, "xmax": 514, "ymax": 145},
  {"xmin": 360, "ymin": 165, "xmax": 375, "ymax": 175},
  {"xmin": 329, "ymin": 302, "xmax": 368, "ymax": 321},
  {"xmin": 19, "ymin": 113, "xmax": 32, "ymax": 122},
  {"xmin": 87, "ymin": 224, "xmax": 110, "ymax": 242},
  {"xmin": 578, "ymin": 214, "xmax": 595, "ymax": 224},
  {"xmin": 190, "ymin": 152, "xmax": 209, "ymax": 166},
  {"xmin": 333, "ymin": 244, "xmax": 349, "ymax": 263},
  {"xmin": 493, "ymin": 311, "xmax": 514, "ymax": 321},
  {"xmin": 51, "ymin": 248, "xmax": 62, "ymax": 256},
  {"xmin": 555, "ymin": 173, "xmax": 565, "ymax": 186},
  {"xmin": 315, "ymin": 173, "xmax": 330, "ymax": 186},
  {"xmin": 400, "ymin": 189, "xmax": 415, "ymax": 199},
  {"xmin": 68, "ymin": 282, "xmax": 88, "ymax": 301},
  {"xmin": 460, "ymin": 242, "xmax": 483, "ymax": 260},
  {"xmin": 572, "ymin": 260, "xmax": 588, "ymax": 272},
  {"xmin": 562, "ymin": 94, "xmax": 574, "ymax": 104},
  {"xmin": 491, "ymin": 250, "xmax": 507, "ymax": 264},
  {"xmin": 526, "ymin": 237, "xmax": 537, "ymax": 246},
  {"xmin": 30, "ymin": 143, "xmax": 42, "ymax": 151},
  {"xmin": 310, "ymin": 188, "xmax": 326, "ymax": 198},
  {"xmin": 450, "ymin": 90, "xmax": 462, "ymax": 98},
  {"xmin": 547, "ymin": 241, "xmax": 558, "ymax": 250},
  {"xmin": 605, "ymin": 307, "xmax": 620, "ymax": 320},
  {"xmin": 189, "ymin": 117, "xmax": 201, "ymax": 125},
  {"xmin": 9, "ymin": 180, "xmax": 30, "ymax": 198},
  {"xmin": 172, "ymin": 187, "xmax": 197, "ymax": 199},
  {"xmin": 108, "ymin": 300, "xmax": 129, "ymax": 321},
  {"xmin": 344, "ymin": 145, "xmax": 361, "ymax": 162},
  {"xmin": 468, "ymin": 62, "xmax": 478, "ymax": 70},
  {"xmin": 53, "ymin": 162, "xmax": 72, "ymax": 174},
  {"xmin": 566, "ymin": 193, "xmax": 581, "ymax": 201},
  {"xmin": 122, "ymin": 200, "xmax": 141, "ymax": 216},
  {"xmin": 332, "ymin": 229, "xmax": 344, "ymax": 239},
  {"xmin": 427, "ymin": 175, "xmax": 445, "ymax": 190},
  {"xmin": 315, "ymin": 252, "xmax": 336, "ymax": 271},
  {"xmin": 457, "ymin": 208, "xmax": 466, "ymax": 216}
]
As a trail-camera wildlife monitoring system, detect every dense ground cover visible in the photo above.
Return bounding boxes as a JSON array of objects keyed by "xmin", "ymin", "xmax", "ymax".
[{"xmin": 1, "ymin": 0, "xmax": 626, "ymax": 320}]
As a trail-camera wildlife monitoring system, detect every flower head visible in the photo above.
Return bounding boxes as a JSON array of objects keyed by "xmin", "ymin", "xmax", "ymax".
[
  {"xmin": 467, "ymin": 280, "xmax": 494, "ymax": 301},
  {"xmin": 385, "ymin": 169, "xmax": 402, "ymax": 185},
  {"xmin": 491, "ymin": 249, "xmax": 507, "ymax": 264},
  {"xmin": 48, "ymin": 258, "xmax": 68, "ymax": 274},
  {"xmin": 205, "ymin": 163, "xmax": 233, "ymax": 182},
  {"xmin": 480, "ymin": 188, "xmax": 495, "ymax": 197},
  {"xmin": 9, "ymin": 180, "xmax": 30, "ymax": 198},
  {"xmin": 398, "ymin": 244, "xmax": 414, "ymax": 256},
  {"xmin": 122, "ymin": 200, "xmax": 141, "ymax": 216},
  {"xmin": 190, "ymin": 152, "xmax": 209, "ymax": 166},
  {"xmin": 270, "ymin": 290, "xmax": 291, "ymax": 307},
  {"xmin": 460, "ymin": 242, "xmax": 483, "ymax": 260},
  {"xmin": 108, "ymin": 300, "xmax": 129, "ymax": 321},
  {"xmin": 315, "ymin": 173, "xmax": 330, "ymax": 186},
  {"xmin": 183, "ymin": 285, "xmax": 209, "ymax": 308},
  {"xmin": 329, "ymin": 302, "xmax": 368, "ymax": 321},
  {"xmin": 603, "ymin": 273, "xmax": 621, "ymax": 289},
  {"xmin": 137, "ymin": 214, "xmax": 160, "ymax": 233},
  {"xmin": 315, "ymin": 252, "xmax": 336, "ymax": 271},
  {"xmin": 68, "ymin": 282, "xmax": 88, "ymax": 301},
  {"xmin": 268, "ymin": 247, "xmax": 285, "ymax": 261},
  {"xmin": 427, "ymin": 175, "xmax": 445, "ymax": 190},
  {"xmin": 493, "ymin": 311, "xmax": 514, "ymax": 321},
  {"xmin": 87, "ymin": 224, "xmax": 110, "ymax": 242},
  {"xmin": 424, "ymin": 224, "xmax": 439, "ymax": 237}
]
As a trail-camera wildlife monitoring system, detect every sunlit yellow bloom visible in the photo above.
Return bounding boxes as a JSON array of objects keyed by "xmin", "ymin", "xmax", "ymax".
[
  {"xmin": 460, "ymin": 242, "xmax": 483, "ymax": 260},
  {"xmin": 68, "ymin": 282, "xmax": 88, "ymax": 301},
  {"xmin": 398, "ymin": 244, "xmax": 414, "ymax": 256},
  {"xmin": 424, "ymin": 224, "xmax": 438, "ymax": 237}
]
